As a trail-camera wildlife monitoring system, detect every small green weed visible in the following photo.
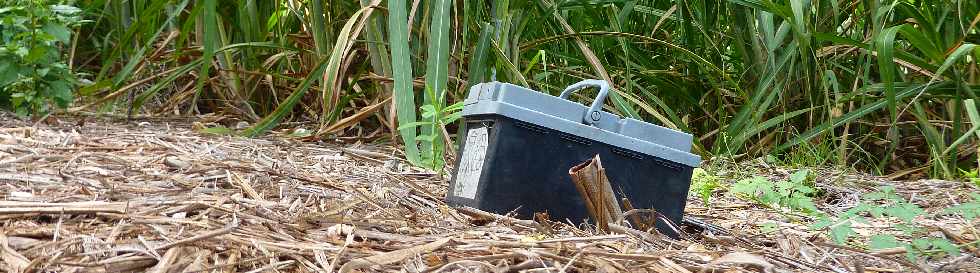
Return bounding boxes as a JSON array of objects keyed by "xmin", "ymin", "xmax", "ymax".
[
  {"xmin": 690, "ymin": 167, "xmax": 722, "ymax": 205},
  {"xmin": 957, "ymin": 168, "xmax": 980, "ymax": 187},
  {"xmin": 0, "ymin": 1, "xmax": 82, "ymax": 116},
  {"xmin": 944, "ymin": 193, "xmax": 980, "ymax": 221},
  {"xmin": 398, "ymin": 87, "xmax": 463, "ymax": 172},
  {"xmin": 728, "ymin": 169, "xmax": 976, "ymax": 261},
  {"xmin": 810, "ymin": 186, "xmax": 975, "ymax": 261},
  {"xmin": 781, "ymin": 138, "xmax": 835, "ymax": 168},
  {"xmin": 730, "ymin": 169, "xmax": 821, "ymax": 214},
  {"xmin": 758, "ymin": 222, "xmax": 779, "ymax": 234}
]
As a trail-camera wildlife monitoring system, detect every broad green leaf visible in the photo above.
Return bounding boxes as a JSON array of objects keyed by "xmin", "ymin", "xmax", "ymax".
[
  {"xmin": 49, "ymin": 5, "xmax": 81, "ymax": 15},
  {"xmin": 911, "ymin": 238, "xmax": 931, "ymax": 251},
  {"xmin": 759, "ymin": 222, "xmax": 778, "ymax": 234},
  {"xmin": 885, "ymin": 203, "xmax": 923, "ymax": 223},
  {"xmin": 14, "ymin": 47, "xmax": 29, "ymax": 58},
  {"xmin": 944, "ymin": 197, "xmax": 980, "ymax": 220},
  {"xmin": 810, "ymin": 215, "xmax": 835, "ymax": 230},
  {"xmin": 48, "ymin": 79, "xmax": 72, "ymax": 107},
  {"xmin": 869, "ymin": 234, "xmax": 900, "ymax": 250},
  {"xmin": 931, "ymin": 239, "xmax": 959, "ymax": 257},
  {"xmin": 24, "ymin": 46, "xmax": 47, "ymax": 63},
  {"xmin": 789, "ymin": 169, "xmax": 809, "ymax": 184},
  {"xmin": 0, "ymin": 61, "xmax": 17, "ymax": 85},
  {"xmin": 830, "ymin": 224, "xmax": 855, "ymax": 244},
  {"xmin": 42, "ymin": 22, "xmax": 71, "ymax": 43}
]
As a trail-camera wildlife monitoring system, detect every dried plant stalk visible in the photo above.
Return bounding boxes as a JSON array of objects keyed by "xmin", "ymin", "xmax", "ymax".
[{"xmin": 569, "ymin": 154, "xmax": 623, "ymax": 232}]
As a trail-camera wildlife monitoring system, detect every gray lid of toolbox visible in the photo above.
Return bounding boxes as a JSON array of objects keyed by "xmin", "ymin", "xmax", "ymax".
[{"xmin": 462, "ymin": 82, "xmax": 701, "ymax": 167}]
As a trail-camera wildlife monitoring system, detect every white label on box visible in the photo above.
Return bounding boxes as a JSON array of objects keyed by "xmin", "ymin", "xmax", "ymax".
[{"xmin": 453, "ymin": 125, "xmax": 489, "ymax": 199}]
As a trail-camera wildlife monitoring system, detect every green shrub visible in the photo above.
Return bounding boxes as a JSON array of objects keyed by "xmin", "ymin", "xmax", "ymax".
[{"xmin": 0, "ymin": 0, "xmax": 81, "ymax": 116}]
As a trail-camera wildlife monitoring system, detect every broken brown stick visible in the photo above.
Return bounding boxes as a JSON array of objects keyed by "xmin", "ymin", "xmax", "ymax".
[{"xmin": 569, "ymin": 155, "xmax": 624, "ymax": 232}]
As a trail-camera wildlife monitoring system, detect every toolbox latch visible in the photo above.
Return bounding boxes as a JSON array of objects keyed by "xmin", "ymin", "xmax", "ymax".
[{"xmin": 558, "ymin": 80, "xmax": 610, "ymax": 126}]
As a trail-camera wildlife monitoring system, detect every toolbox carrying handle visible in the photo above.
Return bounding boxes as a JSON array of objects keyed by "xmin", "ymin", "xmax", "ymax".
[{"xmin": 558, "ymin": 79, "xmax": 610, "ymax": 125}]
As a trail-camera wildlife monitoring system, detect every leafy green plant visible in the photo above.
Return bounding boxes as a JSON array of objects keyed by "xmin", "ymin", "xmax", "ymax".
[
  {"xmin": 731, "ymin": 173, "xmax": 974, "ymax": 261},
  {"xmin": 397, "ymin": 87, "xmax": 463, "ymax": 171},
  {"xmin": 958, "ymin": 169, "xmax": 980, "ymax": 187},
  {"xmin": 0, "ymin": 0, "xmax": 81, "ymax": 116},
  {"xmin": 812, "ymin": 186, "xmax": 972, "ymax": 261},
  {"xmin": 945, "ymin": 193, "xmax": 980, "ymax": 221},
  {"xmin": 730, "ymin": 169, "xmax": 820, "ymax": 214},
  {"xmin": 690, "ymin": 167, "xmax": 722, "ymax": 205}
]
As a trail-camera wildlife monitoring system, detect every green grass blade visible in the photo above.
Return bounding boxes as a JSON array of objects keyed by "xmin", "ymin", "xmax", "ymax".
[
  {"xmin": 308, "ymin": 0, "xmax": 330, "ymax": 56},
  {"xmin": 131, "ymin": 59, "xmax": 204, "ymax": 111},
  {"xmin": 490, "ymin": 39, "xmax": 529, "ymax": 86},
  {"xmin": 104, "ymin": 0, "xmax": 190, "ymax": 88},
  {"xmin": 735, "ymin": 107, "xmax": 815, "ymax": 148},
  {"xmin": 927, "ymin": 43, "xmax": 978, "ymax": 85},
  {"xmin": 422, "ymin": 0, "xmax": 453, "ymax": 167},
  {"xmin": 388, "ymin": 0, "xmax": 420, "ymax": 165},
  {"xmin": 424, "ymin": 0, "xmax": 453, "ymax": 103},
  {"xmin": 942, "ymin": 99, "xmax": 980, "ymax": 156},
  {"xmin": 877, "ymin": 25, "xmax": 901, "ymax": 125},
  {"xmin": 466, "ymin": 22, "xmax": 494, "ymax": 90},
  {"xmin": 776, "ymin": 83, "xmax": 936, "ymax": 152},
  {"xmin": 360, "ymin": 0, "xmax": 392, "ymax": 84},
  {"xmin": 911, "ymin": 101, "xmax": 950, "ymax": 177},
  {"xmin": 319, "ymin": 4, "xmax": 379, "ymax": 124},
  {"xmin": 242, "ymin": 58, "xmax": 331, "ymax": 137},
  {"xmin": 189, "ymin": 0, "xmax": 218, "ymax": 110}
]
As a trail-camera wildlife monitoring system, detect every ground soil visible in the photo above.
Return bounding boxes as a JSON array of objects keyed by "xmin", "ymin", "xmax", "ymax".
[{"xmin": 0, "ymin": 113, "xmax": 977, "ymax": 272}]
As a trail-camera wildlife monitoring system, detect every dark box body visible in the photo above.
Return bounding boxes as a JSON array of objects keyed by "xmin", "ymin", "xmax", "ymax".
[{"xmin": 447, "ymin": 82, "xmax": 700, "ymax": 236}]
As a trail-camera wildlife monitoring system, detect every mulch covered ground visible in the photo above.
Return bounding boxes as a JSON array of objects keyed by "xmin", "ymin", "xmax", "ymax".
[{"xmin": 0, "ymin": 113, "xmax": 977, "ymax": 273}]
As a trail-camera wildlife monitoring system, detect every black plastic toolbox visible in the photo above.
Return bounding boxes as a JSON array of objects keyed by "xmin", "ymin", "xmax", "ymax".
[{"xmin": 447, "ymin": 80, "xmax": 701, "ymax": 236}]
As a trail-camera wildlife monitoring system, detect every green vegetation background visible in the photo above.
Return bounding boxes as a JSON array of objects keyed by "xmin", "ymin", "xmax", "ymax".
[{"xmin": 1, "ymin": 0, "xmax": 979, "ymax": 178}]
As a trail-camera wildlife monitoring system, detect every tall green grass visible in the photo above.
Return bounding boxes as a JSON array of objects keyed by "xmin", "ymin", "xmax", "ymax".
[{"xmin": 70, "ymin": 0, "xmax": 980, "ymax": 178}]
